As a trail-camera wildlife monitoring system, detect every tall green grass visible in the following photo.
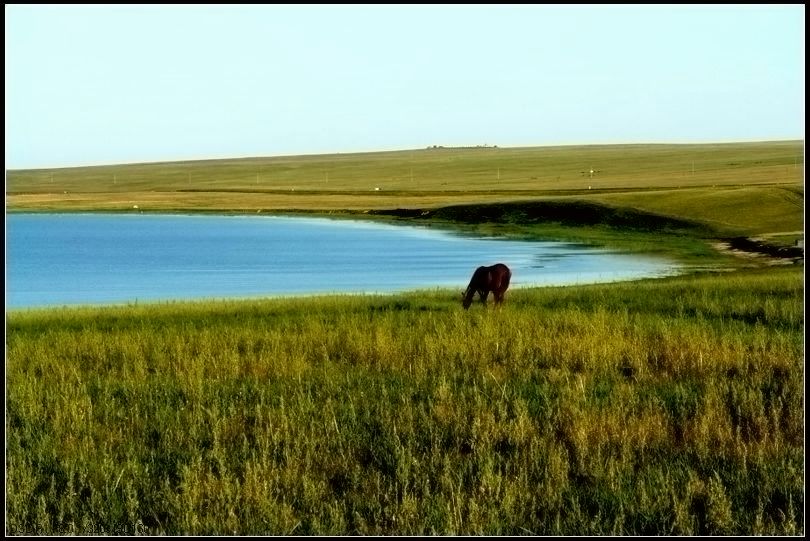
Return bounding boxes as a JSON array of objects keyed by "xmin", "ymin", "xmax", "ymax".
[{"xmin": 6, "ymin": 267, "xmax": 803, "ymax": 535}]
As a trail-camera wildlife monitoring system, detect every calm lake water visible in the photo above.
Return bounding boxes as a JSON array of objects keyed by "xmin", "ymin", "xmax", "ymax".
[{"xmin": 6, "ymin": 213, "xmax": 680, "ymax": 308}]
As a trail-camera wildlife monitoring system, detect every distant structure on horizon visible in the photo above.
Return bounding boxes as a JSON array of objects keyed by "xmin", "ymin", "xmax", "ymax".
[{"xmin": 426, "ymin": 144, "xmax": 498, "ymax": 150}]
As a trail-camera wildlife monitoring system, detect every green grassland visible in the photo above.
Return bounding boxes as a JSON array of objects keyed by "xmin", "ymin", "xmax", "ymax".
[
  {"xmin": 6, "ymin": 140, "xmax": 804, "ymax": 237},
  {"xmin": 6, "ymin": 268, "xmax": 804, "ymax": 535},
  {"xmin": 5, "ymin": 140, "xmax": 805, "ymax": 534}
]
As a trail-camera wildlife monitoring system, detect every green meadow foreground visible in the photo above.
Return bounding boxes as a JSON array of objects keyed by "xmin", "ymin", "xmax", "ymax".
[
  {"xmin": 6, "ymin": 269, "xmax": 804, "ymax": 535},
  {"xmin": 5, "ymin": 141, "xmax": 805, "ymax": 534}
]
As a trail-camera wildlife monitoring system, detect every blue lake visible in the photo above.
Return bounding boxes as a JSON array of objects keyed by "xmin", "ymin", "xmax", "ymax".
[{"xmin": 5, "ymin": 213, "xmax": 681, "ymax": 308}]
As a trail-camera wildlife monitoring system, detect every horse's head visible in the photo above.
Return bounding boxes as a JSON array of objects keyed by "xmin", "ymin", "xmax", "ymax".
[{"xmin": 461, "ymin": 288, "xmax": 473, "ymax": 309}]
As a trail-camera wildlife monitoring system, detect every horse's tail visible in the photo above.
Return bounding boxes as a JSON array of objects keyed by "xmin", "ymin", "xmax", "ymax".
[{"xmin": 494, "ymin": 264, "xmax": 511, "ymax": 305}]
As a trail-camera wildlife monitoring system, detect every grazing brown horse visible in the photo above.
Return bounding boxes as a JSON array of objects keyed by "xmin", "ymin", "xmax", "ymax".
[{"xmin": 462, "ymin": 263, "xmax": 511, "ymax": 309}]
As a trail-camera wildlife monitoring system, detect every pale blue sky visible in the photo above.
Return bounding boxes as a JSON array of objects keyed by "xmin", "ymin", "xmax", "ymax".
[{"xmin": 5, "ymin": 4, "xmax": 805, "ymax": 169}]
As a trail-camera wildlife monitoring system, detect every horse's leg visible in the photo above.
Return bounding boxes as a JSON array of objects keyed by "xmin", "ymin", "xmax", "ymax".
[
  {"xmin": 480, "ymin": 289, "xmax": 489, "ymax": 306},
  {"xmin": 495, "ymin": 285, "xmax": 509, "ymax": 306}
]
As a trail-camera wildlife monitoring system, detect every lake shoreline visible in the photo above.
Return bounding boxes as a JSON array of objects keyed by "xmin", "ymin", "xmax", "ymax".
[
  {"xmin": 8, "ymin": 212, "xmax": 685, "ymax": 309},
  {"xmin": 8, "ymin": 200, "xmax": 799, "ymax": 267}
]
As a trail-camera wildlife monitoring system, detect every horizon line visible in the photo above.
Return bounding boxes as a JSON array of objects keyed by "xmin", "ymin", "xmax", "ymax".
[{"xmin": 5, "ymin": 137, "xmax": 804, "ymax": 172}]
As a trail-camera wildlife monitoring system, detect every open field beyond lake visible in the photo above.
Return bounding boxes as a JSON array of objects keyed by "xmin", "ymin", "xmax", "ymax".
[
  {"xmin": 6, "ymin": 141, "xmax": 804, "ymax": 238},
  {"xmin": 5, "ymin": 140, "xmax": 805, "ymax": 535}
]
